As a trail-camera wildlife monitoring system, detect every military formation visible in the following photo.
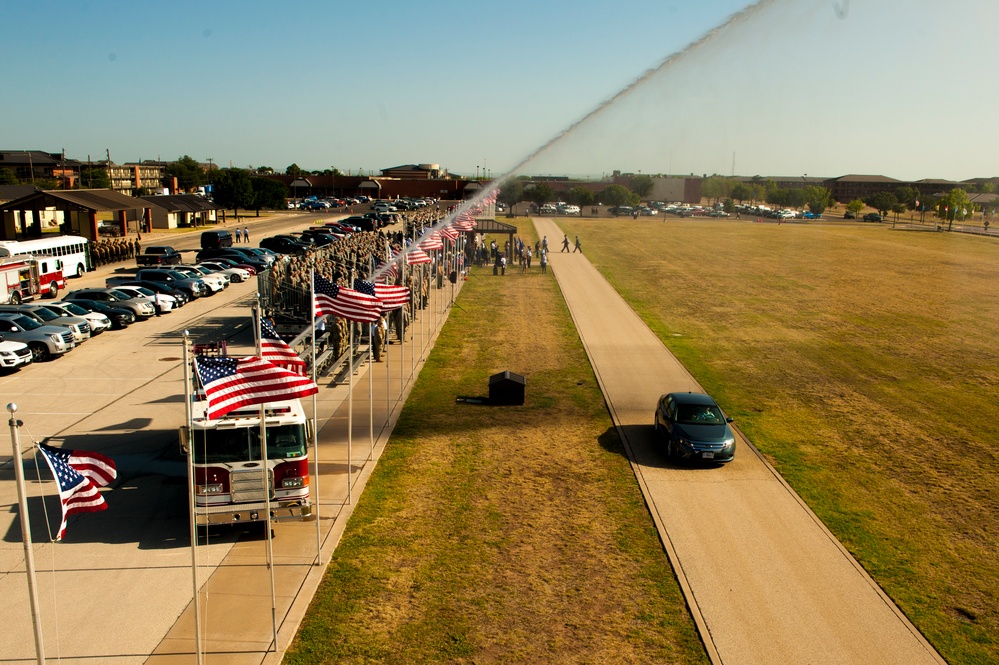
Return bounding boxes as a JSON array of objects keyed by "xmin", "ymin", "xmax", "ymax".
[{"xmin": 91, "ymin": 237, "xmax": 141, "ymax": 267}]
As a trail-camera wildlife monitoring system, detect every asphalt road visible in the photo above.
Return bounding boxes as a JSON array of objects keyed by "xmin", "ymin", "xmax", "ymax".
[{"xmin": 534, "ymin": 217, "xmax": 945, "ymax": 665}]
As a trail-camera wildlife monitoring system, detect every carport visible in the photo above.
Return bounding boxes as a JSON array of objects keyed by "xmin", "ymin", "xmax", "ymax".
[{"xmin": 0, "ymin": 188, "xmax": 149, "ymax": 241}]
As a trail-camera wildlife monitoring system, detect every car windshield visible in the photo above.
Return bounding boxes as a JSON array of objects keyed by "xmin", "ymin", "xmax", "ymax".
[
  {"xmin": 191, "ymin": 424, "xmax": 307, "ymax": 464},
  {"xmin": 29, "ymin": 307, "xmax": 59, "ymax": 321},
  {"xmin": 37, "ymin": 306, "xmax": 67, "ymax": 319},
  {"xmin": 130, "ymin": 286, "xmax": 154, "ymax": 296},
  {"xmin": 10, "ymin": 315, "xmax": 41, "ymax": 330},
  {"xmin": 107, "ymin": 289, "xmax": 132, "ymax": 301},
  {"xmin": 676, "ymin": 403, "xmax": 726, "ymax": 425},
  {"xmin": 58, "ymin": 302, "xmax": 90, "ymax": 316}
]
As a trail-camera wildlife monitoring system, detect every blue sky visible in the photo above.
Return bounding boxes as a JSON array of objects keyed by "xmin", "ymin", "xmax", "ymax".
[{"xmin": 2, "ymin": 0, "xmax": 996, "ymax": 181}]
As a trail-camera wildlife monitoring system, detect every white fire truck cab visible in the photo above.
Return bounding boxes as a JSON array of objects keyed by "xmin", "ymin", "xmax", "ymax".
[{"xmin": 180, "ymin": 398, "xmax": 313, "ymax": 525}]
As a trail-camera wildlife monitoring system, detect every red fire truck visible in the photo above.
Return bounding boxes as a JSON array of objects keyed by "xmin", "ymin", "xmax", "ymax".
[
  {"xmin": 180, "ymin": 395, "xmax": 313, "ymax": 526},
  {"xmin": 0, "ymin": 255, "xmax": 67, "ymax": 304}
]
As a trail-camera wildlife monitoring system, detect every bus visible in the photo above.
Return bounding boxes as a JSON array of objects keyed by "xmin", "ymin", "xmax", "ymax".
[{"xmin": 0, "ymin": 235, "xmax": 91, "ymax": 278}]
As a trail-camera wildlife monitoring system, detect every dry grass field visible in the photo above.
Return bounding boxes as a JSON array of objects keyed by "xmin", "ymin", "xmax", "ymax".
[
  {"xmin": 284, "ymin": 229, "xmax": 709, "ymax": 664},
  {"xmin": 557, "ymin": 217, "xmax": 999, "ymax": 664}
]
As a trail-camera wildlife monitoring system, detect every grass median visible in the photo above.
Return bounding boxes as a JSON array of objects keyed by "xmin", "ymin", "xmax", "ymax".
[
  {"xmin": 284, "ymin": 220, "xmax": 709, "ymax": 664},
  {"xmin": 557, "ymin": 217, "xmax": 999, "ymax": 664}
]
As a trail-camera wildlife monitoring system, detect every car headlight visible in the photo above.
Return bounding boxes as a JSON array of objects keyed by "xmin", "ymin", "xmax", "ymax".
[
  {"xmin": 197, "ymin": 484, "xmax": 224, "ymax": 495},
  {"xmin": 49, "ymin": 334, "xmax": 62, "ymax": 343},
  {"xmin": 722, "ymin": 438, "xmax": 736, "ymax": 449},
  {"xmin": 0, "ymin": 351, "xmax": 14, "ymax": 358},
  {"xmin": 677, "ymin": 437, "xmax": 691, "ymax": 448}
]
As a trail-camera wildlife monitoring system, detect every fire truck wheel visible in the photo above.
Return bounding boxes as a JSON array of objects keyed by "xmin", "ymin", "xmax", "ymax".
[
  {"xmin": 48, "ymin": 283, "xmax": 58, "ymax": 298},
  {"xmin": 10, "ymin": 291, "xmax": 21, "ymax": 305}
]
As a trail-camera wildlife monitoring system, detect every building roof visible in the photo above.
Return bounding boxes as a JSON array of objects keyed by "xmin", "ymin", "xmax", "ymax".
[
  {"xmin": 471, "ymin": 218, "xmax": 517, "ymax": 234},
  {"xmin": 833, "ymin": 174, "xmax": 903, "ymax": 183},
  {"xmin": 139, "ymin": 194, "xmax": 223, "ymax": 212},
  {"xmin": 0, "ymin": 188, "xmax": 148, "ymax": 212},
  {"xmin": 0, "ymin": 184, "xmax": 42, "ymax": 202}
]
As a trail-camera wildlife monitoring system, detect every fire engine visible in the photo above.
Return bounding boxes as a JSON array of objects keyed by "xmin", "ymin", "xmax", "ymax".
[
  {"xmin": 180, "ymin": 395, "xmax": 313, "ymax": 525},
  {"xmin": 0, "ymin": 253, "xmax": 67, "ymax": 304}
]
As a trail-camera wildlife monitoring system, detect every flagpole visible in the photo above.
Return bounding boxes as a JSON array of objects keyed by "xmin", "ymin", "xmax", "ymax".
[
  {"xmin": 182, "ymin": 334, "xmax": 204, "ymax": 665},
  {"xmin": 347, "ymin": 319, "xmax": 353, "ymax": 505},
  {"xmin": 254, "ymin": 302, "xmax": 279, "ymax": 652},
  {"xmin": 310, "ymin": 268, "xmax": 322, "ymax": 566},
  {"xmin": 368, "ymin": 321, "xmax": 374, "ymax": 461},
  {"xmin": 7, "ymin": 403, "xmax": 46, "ymax": 665}
]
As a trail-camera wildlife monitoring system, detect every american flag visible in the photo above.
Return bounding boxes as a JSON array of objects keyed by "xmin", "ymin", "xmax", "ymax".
[
  {"xmin": 439, "ymin": 226, "xmax": 460, "ymax": 241},
  {"xmin": 37, "ymin": 442, "xmax": 116, "ymax": 540},
  {"xmin": 354, "ymin": 279, "xmax": 410, "ymax": 312},
  {"xmin": 314, "ymin": 274, "xmax": 380, "ymax": 322},
  {"xmin": 418, "ymin": 233, "xmax": 443, "ymax": 251},
  {"xmin": 194, "ymin": 355, "xmax": 319, "ymax": 420},
  {"xmin": 405, "ymin": 247, "xmax": 432, "ymax": 265},
  {"xmin": 374, "ymin": 255, "xmax": 399, "ymax": 283},
  {"xmin": 260, "ymin": 318, "xmax": 306, "ymax": 374}
]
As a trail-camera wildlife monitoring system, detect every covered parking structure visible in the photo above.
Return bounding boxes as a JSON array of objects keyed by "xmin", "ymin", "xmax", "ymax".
[{"xmin": 0, "ymin": 188, "xmax": 149, "ymax": 241}]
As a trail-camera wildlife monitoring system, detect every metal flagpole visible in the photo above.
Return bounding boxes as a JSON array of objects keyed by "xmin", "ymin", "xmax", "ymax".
[
  {"xmin": 254, "ymin": 303, "xmax": 279, "ymax": 652},
  {"xmin": 7, "ymin": 404, "xmax": 46, "ymax": 665},
  {"xmin": 347, "ymin": 319, "xmax": 353, "ymax": 505},
  {"xmin": 182, "ymin": 333, "xmax": 204, "ymax": 665},
  {"xmin": 368, "ymin": 320, "xmax": 374, "ymax": 461},
  {"xmin": 310, "ymin": 268, "xmax": 322, "ymax": 566}
]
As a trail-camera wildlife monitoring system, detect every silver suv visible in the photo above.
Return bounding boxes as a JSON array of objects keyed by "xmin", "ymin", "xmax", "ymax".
[
  {"xmin": 0, "ymin": 304, "xmax": 91, "ymax": 343},
  {"xmin": 64, "ymin": 288, "xmax": 157, "ymax": 319},
  {"xmin": 0, "ymin": 313, "xmax": 75, "ymax": 361}
]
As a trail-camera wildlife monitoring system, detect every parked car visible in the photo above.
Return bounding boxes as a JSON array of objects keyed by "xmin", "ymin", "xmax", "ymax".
[
  {"xmin": 202, "ymin": 256, "xmax": 256, "ymax": 276},
  {"xmin": 0, "ymin": 304, "xmax": 91, "ymax": 343},
  {"xmin": 259, "ymin": 236, "xmax": 310, "ymax": 255},
  {"xmin": 110, "ymin": 285, "xmax": 177, "ymax": 314},
  {"xmin": 608, "ymin": 206, "xmax": 634, "ymax": 216},
  {"xmin": 0, "ymin": 313, "xmax": 75, "ymax": 361},
  {"xmin": 108, "ymin": 269, "xmax": 207, "ymax": 299},
  {"xmin": 654, "ymin": 391, "xmax": 736, "ymax": 464},
  {"xmin": 136, "ymin": 245, "xmax": 183, "ymax": 267},
  {"xmin": 173, "ymin": 265, "xmax": 228, "ymax": 293},
  {"xmin": 843, "ymin": 211, "xmax": 856, "ymax": 219},
  {"xmin": 198, "ymin": 261, "xmax": 251, "ymax": 283},
  {"xmin": 200, "ymin": 230, "xmax": 234, "ymax": 249},
  {"xmin": 65, "ymin": 299, "xmax": 135, "ymax": 330},
  {"xmin": 45, "ymin": 301, "xmax": 112, "ymax": 335},
  {"xmin": 0, "ymin": 335, "xmax": 33, "ymax": 371},
  {"xmin": 113, "ymin": 280, "xmax": 189, "ymax": 307},
  {"xmin": 64, "ymin": 288, "xmax": 157, "ymax": 319},
  {"xmin": 196, "ymin": 247, "xmax": 271, "ymax": 271},
  {"xmin": 863, "ymin": 212, "xmax": 882, "ymax": 222}
]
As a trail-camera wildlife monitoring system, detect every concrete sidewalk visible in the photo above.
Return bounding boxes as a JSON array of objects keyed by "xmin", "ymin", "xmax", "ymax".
[
  {"xmin": 533, "ymin": 217, "xmax": 943, "ymax": 665},
  {"xmin": 143, "ymin": 281, "xmax": 460, "ymax": 664}
]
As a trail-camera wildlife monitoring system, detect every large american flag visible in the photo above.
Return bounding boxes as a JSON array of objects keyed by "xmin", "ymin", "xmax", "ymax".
[
  {"xmin": 405, "ymin": 247, "xmax": 432, "ymax": 265},
  {"xmin": 37, "ymin": 442, "xmax": 116, "ymax": 540},
  {"xmin": 260, "ymin": 318, "xmax": 306, "ymax": 374},
  {"xmin": 418, "ymin": 233, "xmax": 443, "ymax": 251},
  {"xmin": 354, "ymin": 279, "xmax": 410, "ymax": 312},
  {"xmin": 314, "ymin": 274, "xmax": 380, "ymax": 322},
  {"xmin": 194, "ymin": 355, "xmax": 318, "ymax": 420},
  {"xmin": 439, "ymin": 226, "xmax": 460, "ymax": 241},
  {"xmin": 374, "ymin": 255, "xmax": 399, "ymax": 283}
]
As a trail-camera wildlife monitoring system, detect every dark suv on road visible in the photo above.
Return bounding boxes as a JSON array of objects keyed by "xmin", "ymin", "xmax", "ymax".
[{"xmin": 654, "ymin": 391, "xmax": 736, "ymax": 464}]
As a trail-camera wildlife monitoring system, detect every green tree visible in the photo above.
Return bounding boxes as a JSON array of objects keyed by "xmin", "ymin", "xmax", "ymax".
[
  {"xmin": 255, "ymin": 166, "xmax": 274, "ymax": 174},
  {"xmin": 731, "ymin": 183, "xmax": 753, "ymax": 202},
  {"xmin": 166, "ymin": 155, "xmax": 205, "ymax": 191},
  {"xmin": 0, "ymin": 167, "xmax": 19, "ymax": 185},
  {"xmin": 250, "ymin": 177, "xmax": 289, "ymax": 213},
  {"xmin": 526, "ymin": 183, "xmax": 557, "ymax": 206},
  {"xmin": 212, "ymin": 168, "xmax": 255, "ymax": 217},
  {"xmin": 79, "ymin": 166, "xmax": 111, "ymax": 189},
  {"xmin": 937, "ymin": 188, "xmax": 972, "ymax": 230},
  {"xmin": 803, "ymin": 185, "xmax": 832, "ymax": 215},
  {"xmin": 497, "ymin": 180, "xmax": 524, "ymax": 209},
  {"xmin": 564, "ymin": 186, "xmax": 595, "ymax": 207},
  {"xmin": 846, "ymin": 199, "xmax": 865, "ymax": 217},
  {"xmin": 285, "ymin": 163, "xmax": 304, "ymax": 176},
  {"xmin": 864, "ymin": 191, "xmax": 898, "ymax": 217},
  {"xmin": 700, "ymin": 176, "xmax": 733, "ymax": 203},
  {"xmin": 630, "ymin": 175, "xmax": 654, "ymax": 199},
  {"xmin": 723, "ymin": 198, "xmax": 735, "ymax": 213},
  {"xmin": 601, "ymin": 184, "xmax": 638, "ymax": 207},
  {"xmin": 895, "ymin": 186, "xmax": 919, "ymax": 210}
]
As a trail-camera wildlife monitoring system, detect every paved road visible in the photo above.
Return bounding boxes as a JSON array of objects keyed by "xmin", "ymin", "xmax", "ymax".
[{"xmin": 534, "ymin": 217, "xmax": 944, "ymax": 665}]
